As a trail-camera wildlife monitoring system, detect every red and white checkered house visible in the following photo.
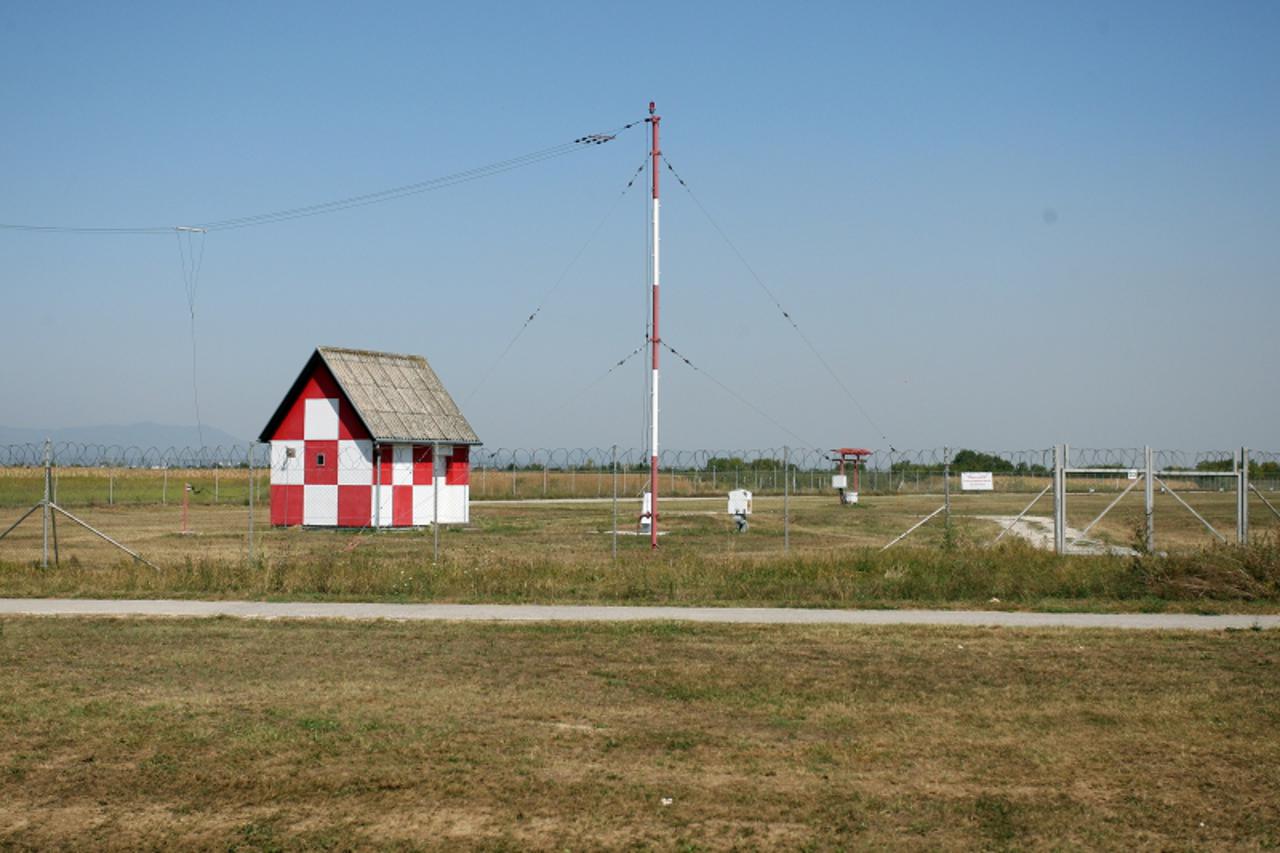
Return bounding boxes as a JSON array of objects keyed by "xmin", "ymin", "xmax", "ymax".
[{"xmin": 258, "ymin": 347, "xmax": 481, "ymax": 527}]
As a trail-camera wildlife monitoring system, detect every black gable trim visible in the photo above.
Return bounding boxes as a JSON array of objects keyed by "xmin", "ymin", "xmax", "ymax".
[{"xmin": 256, "ymin": 349, "xmax": 375, "ymax": 443}]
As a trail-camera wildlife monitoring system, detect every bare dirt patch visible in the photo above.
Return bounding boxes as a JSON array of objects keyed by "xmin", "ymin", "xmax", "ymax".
[{"xmin": 979, "ymin": 514, "xmax": 1139, "ymax": 555}]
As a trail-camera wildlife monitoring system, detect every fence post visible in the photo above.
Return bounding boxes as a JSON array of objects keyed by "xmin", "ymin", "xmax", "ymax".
[
  {"xmin": 1144, "ymin": 445, "xmax": 1154, "ymax": 552},
  {"xmin": 1238, "ymin": 447, "xmax": 1249, "ymax": 545},
  {"xmin": 611, "ymin": 445, "xmax": 618, "ymax": 561},
  {"xmin": 943, "ymin": 446, "xmax": 951, "ymax": 533},
  {"xmin": 247, "ymin": 443, "xmax": 255, "ymax": 564},
  {"xmin": 1053, "ymin": 444, "xmax": 1066, "ymax": 555},
  {"xmin": 542, "ymin": 465, "xmax": 548, "ymax": 498},
  {"xmin": 432, "ymin": 442, "xmax": 440, "ymax": 565},
  {"xmin": 374, "ymin": 445, "xmax": 382, "ymax": 531},
  {"xmin": 162, "ymin": 467, "xmax": 168, "ymax": 505},
  {"xmin": 41, "ymin": 440, "xmax": 51, "ymax": 569},
  {"xmin": 214, "ymin": 468, "xmax": 219, "ymax": 505},
  {"xmin": 783, "ymin": 446, "xmax": 790, "ymax": 553},
  {"xmin": 109, "ymin": 471, "xmax": 114, "ymax": 506}
]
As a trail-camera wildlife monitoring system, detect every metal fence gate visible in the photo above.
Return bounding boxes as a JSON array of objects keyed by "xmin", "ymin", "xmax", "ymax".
[{"xmin": 1051, "ymin": 445, "xmax": 1268, "ymax": 554}]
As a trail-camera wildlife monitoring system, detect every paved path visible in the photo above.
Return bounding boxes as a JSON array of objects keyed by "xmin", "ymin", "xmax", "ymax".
[{"xmin": 1, "ymin": 599, "xmax": 1276, "ymax": 631}]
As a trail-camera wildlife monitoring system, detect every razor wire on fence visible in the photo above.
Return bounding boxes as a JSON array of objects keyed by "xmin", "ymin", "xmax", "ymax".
[
  {"xmin": 0, "ymin": 442, "xmax": 270, "ymax": 469},
  {"xmin": 2, "ymin": 442, "xmax": 1277, "ymax": 476},
  {"xmin": 466, "ymin": 446, "xmax": 1066, "ymax": 474}
]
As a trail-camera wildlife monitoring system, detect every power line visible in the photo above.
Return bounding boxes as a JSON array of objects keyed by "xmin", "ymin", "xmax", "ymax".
[
  {"xmin": 559, "ymin": 338, "xmax": 649, "ymax": 411},
  {"xmin": 661, "ymin": 155, "xmax": 895, "ymax": 450},
  {"xmin": 660, "ymin": 339, "xmax": 823, "ymax": 454},
  {"xmin": 0, "ymin": 223, "xmax": 172, "ymax": 235},
  {"xmin": 0, "ymin": 120, "xmax": 644, "ymax": 236},
  {"xmin": 464, "ymin": 157, "xmax": 650, "ymax": 404},
  {"xmin": 175, "ymin": 227, "xmax": 208, "ymax": 449},
  {"xmin": 197, "ymin": 141, "xmax": 608, "ymax": 231}
]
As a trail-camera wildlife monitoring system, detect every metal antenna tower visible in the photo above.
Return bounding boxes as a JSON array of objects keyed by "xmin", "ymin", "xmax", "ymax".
[
  {"xmin": 0, "ymin": 439, "xmax": 159, "ymax": 570},
  {"xmin": 647, "ymin": 101, "xmax": 662, "ymax": 549}
]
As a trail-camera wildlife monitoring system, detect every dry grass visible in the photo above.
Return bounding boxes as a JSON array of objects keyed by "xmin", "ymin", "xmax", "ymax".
[
  {"xmin": 2, "ymin": 495, "xmax": 1279, "ymax": 611},
  {"xmin": 1, "ymin": 617, "xmax": 1277, "ymax": 849}
]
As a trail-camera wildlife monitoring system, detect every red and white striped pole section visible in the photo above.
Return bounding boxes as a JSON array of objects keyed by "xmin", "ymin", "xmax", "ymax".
[{"xmin": 648, "ymin": 100, "xmax": 661, "ymax": 550}]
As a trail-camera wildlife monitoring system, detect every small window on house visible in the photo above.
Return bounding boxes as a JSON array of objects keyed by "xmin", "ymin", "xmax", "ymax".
[{"xmin": 316, "ymin": 453, "xmax": 326, "ymax": 467}]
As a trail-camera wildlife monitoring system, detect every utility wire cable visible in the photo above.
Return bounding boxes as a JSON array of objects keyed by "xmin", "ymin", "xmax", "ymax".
[
  {"xmin": 175, "ymin": 227, "xmax": 208, "ymax": 449},
  {"xmin": 464, "ymin": 157, "xmax": 650, "ymax": 404},
  {"xmin": 197, "ymin": 136, "xmax": 627, "ymax": 231},
  {"xmin": 0, "ymin": 119, "xmax": 644, "ymax": 235},
  {"xmin": 661, "ymin": 155, "xmax": 895, "ymax": 450},
  {"xmin": 660, "ymin": 339, "xmax": 823, "ymax": 454},
  {"xmin": 0, "ymin": 222, "xmax": 173, "ymax": 235}
]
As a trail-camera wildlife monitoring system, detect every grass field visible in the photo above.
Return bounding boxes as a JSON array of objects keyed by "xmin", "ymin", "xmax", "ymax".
[
  {"xmin": 1, "ymin": 617, "xmax": 1277, "ymax": 849},
  {"xmin": 2, "ymin": 491, "xmax": 1279, "ymax": 610}
]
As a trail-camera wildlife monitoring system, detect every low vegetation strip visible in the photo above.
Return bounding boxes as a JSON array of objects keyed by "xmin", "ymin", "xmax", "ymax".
[
  {"xmin": 3, "ymin": 537, "xmax": 1279, "ymax": 614},
  {"xmin": 1, "ymin": 618, "xmax": 1276, "ymax": 849},
  {"xmin": 2, "ymin": 496, "xmax": 1278, "ymax": 612}
]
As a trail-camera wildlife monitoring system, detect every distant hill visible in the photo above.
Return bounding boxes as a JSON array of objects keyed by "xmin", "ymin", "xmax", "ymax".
[{"xmin": 0, "ymin": 423, "xmax": 247, "ymax": 449}]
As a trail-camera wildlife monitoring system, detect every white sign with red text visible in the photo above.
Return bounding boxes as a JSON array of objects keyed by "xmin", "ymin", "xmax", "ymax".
[{"xmin": 960, "ymin": 472, "xmax": 994, "ymax": 491}]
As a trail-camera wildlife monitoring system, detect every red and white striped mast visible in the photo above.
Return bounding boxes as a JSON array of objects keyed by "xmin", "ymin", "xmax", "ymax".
[{"xmin": 647, "ymin": 100, "xmax": 661, "ymax": 550}]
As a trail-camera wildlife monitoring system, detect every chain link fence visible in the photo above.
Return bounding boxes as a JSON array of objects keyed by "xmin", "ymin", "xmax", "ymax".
[
  {"xmin": 2, "ymin": 441, "xmax": 1278, "ymax": 573},
  {"xmin": 2, "ymin": 443, "xmax": 1278, "ymax": 507}
]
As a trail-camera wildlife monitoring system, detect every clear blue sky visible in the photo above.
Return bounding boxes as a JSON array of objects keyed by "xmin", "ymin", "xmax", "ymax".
[{"xmin": 2, "ymin": 0, "xmax": 1277, "ymax": 452}]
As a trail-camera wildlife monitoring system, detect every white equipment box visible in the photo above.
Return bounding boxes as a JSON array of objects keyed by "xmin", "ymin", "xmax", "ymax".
[{"xmin": 727, "ymin": 489, "xmax": 753, "ymax": 515}]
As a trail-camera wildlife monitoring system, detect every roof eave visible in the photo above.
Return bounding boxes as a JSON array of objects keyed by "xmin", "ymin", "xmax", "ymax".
[{"xmin": 257, "ymin": 349, "xmax": 323, "ymax": 443}]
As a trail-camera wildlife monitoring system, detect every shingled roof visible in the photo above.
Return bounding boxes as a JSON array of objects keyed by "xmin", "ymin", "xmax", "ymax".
[{"xmin": 259, "ymin": 347, "xmax": 480, "ymax": 444}]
